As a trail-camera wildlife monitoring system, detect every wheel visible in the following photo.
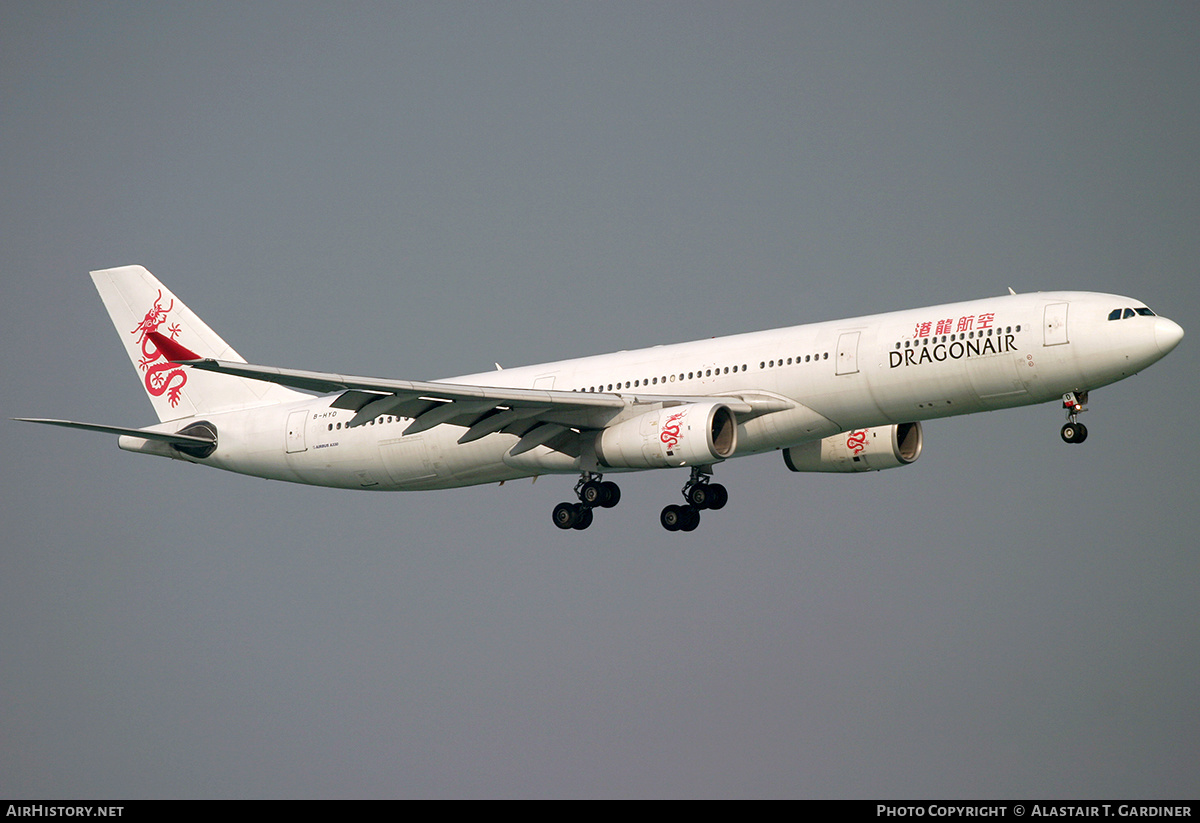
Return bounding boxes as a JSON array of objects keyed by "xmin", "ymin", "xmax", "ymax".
[
  {"xmin": 553, "ymin": 502, "xmax": 579, "ymax": 529},
  {"xmin": 686, "ymin": 484, "xmax": 712, "ymax": 509},
  {"xmin": 600, "ymin": 481, "xmax": 621, "ymax": 508},
  {"xmin": 707, "ymin": 483, "xmax": 728, "ymax": 510},
  {"xmin": 1074, "ymin": 423, "xmax": 1088, "ymax": 443},
  {"xmin": 572, "ymin": 506, "xmax": 594, "ymax": 530},
  {"xmin": 580, "ymin": 480, "xmax": 604, "ymax": 506},
  {"xmin": 1061, "ymin": 423, "xmax": 1077, "ymax": 444},
  {"xmin": 660, "ymin": 504, "xmax": 683, "ymax": 532},
  {"xmin": 679, "ymin": 506, "xmax": 700, "ymax": 531}
]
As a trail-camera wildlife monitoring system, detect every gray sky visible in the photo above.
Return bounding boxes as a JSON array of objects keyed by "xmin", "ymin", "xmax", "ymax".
[{"xmin": 2, "ymin": 1, "xmax": 1196, "ymax": 798}]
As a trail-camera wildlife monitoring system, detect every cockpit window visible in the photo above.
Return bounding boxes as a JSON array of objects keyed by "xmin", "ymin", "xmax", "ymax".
[{"xmin": 1110, "ymin": 307, "xmax": 1156, "ymax": 320}]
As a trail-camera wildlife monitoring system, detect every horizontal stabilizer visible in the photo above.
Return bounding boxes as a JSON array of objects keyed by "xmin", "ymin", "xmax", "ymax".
[{"xmin": 13, "ymin": 418, "xmax": 216, "ymax": 446}]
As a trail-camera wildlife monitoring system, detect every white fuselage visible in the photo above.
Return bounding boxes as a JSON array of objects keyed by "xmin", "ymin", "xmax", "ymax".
[{"xmin": 121, "ymin": 290, "xmax": 1181, "ymax": 490}]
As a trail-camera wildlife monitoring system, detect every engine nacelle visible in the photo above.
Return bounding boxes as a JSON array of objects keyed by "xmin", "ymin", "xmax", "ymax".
[
  {"xmin": 783, "ymin": 422, "xmax": 923, "ymax": 473},
  {"xmin": 595, "ymin": 402, "xmax": 738, "ymax": 469}
]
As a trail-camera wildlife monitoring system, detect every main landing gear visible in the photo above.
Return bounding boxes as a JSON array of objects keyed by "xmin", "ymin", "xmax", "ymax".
[
  {"xmin": 1060, "ymin": 391, "xmax": 1089, "ymax": 444},
  {"xmin": 552, "ymin": 472, "xmax": 621, "ymax": 530},
  {"xmin": 551, "ymin": 467, "xmax": 729, "ymax": 533},
  {"xmin": 660, "ymin": 466, "xmax": 728, "ymax": 533}
]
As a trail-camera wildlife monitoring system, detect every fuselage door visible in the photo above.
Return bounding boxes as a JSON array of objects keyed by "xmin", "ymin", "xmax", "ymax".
[
  {"xmin": 285, "ymin": 409, "xmax": 308, "ymax": 453},
  {"xmin": 836, "ymin": 331, "xmax": 861, "ymax": 375},
  {"xmin": 1044, "ymin": 303, "xmax": 1069, "ymax": 346}
]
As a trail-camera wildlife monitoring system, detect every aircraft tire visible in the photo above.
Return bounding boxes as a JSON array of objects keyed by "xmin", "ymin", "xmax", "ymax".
[
  {"xmin": 679, "ymin": 506, "xmax": 700, "ymax": 532},
  {"xmin": 580, "ymin": 480, "xmax": 604, "ymax": 506},
  {"xmin": 661, "ymin": 504, "xmax": 683, "ymax": 532},
  {"xmin": 686, "ymin": 484, "xmax": 712, "ymax": 509},
  {"xmin": 553, "ymin": 502, "xmax": 579, "ymax": 529},
  {"xmin": 572, "ymin": 506, "xmax": 594, "ymax": 530},
  {"xmin": 600, "ymin": 481, "xmax": 621, "ymax": 508}
]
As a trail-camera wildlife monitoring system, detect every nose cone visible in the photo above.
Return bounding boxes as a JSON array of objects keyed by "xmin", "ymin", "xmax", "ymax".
[{"xmin": 1154, "ymin": 317, "xmax": 1184, "ymax": 355}]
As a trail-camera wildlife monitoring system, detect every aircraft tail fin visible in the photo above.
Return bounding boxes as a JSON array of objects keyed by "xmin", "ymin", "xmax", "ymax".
[{"xmin": 90, "ymin": 265, "xmax": 305, "ymax": 422}]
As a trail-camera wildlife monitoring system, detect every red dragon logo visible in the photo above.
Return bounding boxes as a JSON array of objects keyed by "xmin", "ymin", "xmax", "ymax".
[
  {"xmin": 131, "ymin": 290, "xmax": 188, "ymax": 407},
  {"xmin": 845, "ymin": 429, "xmax": 869, "ymax": 455},
  {"xmin": 660, "ymin": 411, "xmax": 686, "ymax": 451}
]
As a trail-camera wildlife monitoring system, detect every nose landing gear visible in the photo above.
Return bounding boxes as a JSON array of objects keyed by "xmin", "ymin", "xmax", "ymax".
[{"xmin": 1060, "ymin": 391, "xmax": 1089, "ymax": 444}]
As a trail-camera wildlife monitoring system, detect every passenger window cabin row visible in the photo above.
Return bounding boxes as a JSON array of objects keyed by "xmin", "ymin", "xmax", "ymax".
[
  {"xmin": 570, "ymin": 351, "xmax": 832, "ymax": 394},
  {"xmin": 894, "ymin": 325, "xmax": 1021, "ymax": 350}
]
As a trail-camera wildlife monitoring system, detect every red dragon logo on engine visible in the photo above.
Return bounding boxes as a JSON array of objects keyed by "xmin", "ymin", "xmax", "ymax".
[
  {"xmin": 131, "ymin": 289, "xmax": 188, "ymax": 407},
  {"xmin": 846, "ymin": 429, "xmax": 869, "ymax": 455},
  {"xmin": 660, "ymin": 411, "xmax": 686, "ymax": 452}
]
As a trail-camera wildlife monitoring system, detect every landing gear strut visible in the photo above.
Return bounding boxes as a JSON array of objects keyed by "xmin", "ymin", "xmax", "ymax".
[
  {"xmin": 552, "ymin": 472, "xmax": 620, "ymax": 530},
  {"xmin": 1060, "ymin": 391, "xmax": 1089, "ymax": 444},
  {"xmin": 661, "ymin": 466, "xmax": 729, "ymax": 532}
]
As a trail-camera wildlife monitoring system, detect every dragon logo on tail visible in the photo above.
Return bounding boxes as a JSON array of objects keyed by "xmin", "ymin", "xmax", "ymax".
[{"xmin": 131, "ymin": 290, "xmax": 188, "ymax": 406}]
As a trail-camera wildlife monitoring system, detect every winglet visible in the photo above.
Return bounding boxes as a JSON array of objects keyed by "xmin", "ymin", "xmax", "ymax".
[{"xmin": 147, "ymin": 331, "xmax": 203, "ymax": 363}]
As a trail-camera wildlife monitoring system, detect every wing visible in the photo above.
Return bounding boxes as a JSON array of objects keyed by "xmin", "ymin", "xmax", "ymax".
[{"xmin": 149, "ymin": 331, "xmax": 793, "ymax": 455}]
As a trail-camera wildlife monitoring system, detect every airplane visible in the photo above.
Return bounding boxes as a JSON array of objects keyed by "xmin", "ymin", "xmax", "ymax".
[{"xmin": 17, "ymin": 266, "xmax": 1184, "ymax": 532}]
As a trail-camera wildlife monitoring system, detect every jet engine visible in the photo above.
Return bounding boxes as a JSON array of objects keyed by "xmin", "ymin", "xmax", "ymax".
[
  {"xmin": 783, "ymin": 422, "xmax": 922, "ymax": 473},
  {"xmin": 595, "ymin": 402, "xmax": 737, "ymax": 469}
]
